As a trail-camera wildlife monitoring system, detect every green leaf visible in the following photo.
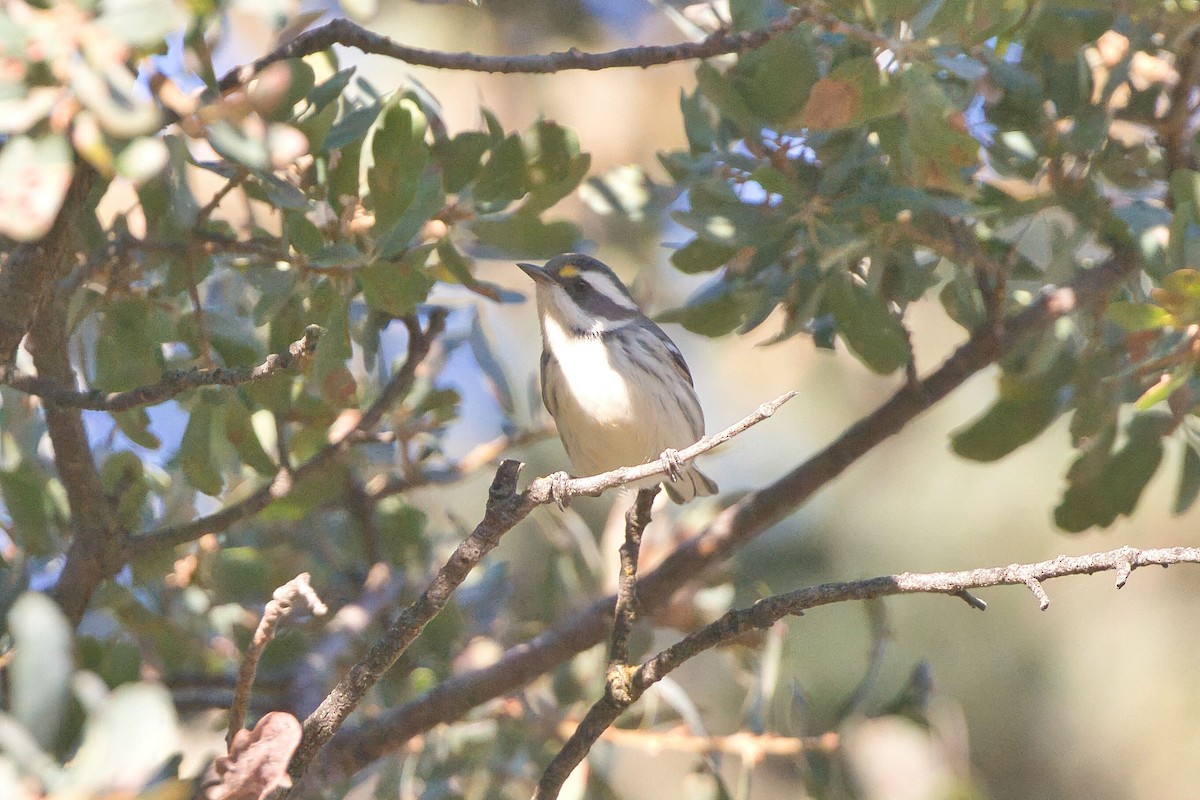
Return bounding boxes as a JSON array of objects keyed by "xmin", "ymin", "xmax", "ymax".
[
  {"xmin": 432, "ymin": 240, "xmax": 524, "ymax": 302},
  {"xmin": 899, "ymin": 67, "xmax": 980, "ymax": 193},
  {"xmin": 670, "ymin": 238, "xmax": 737, "ymax": 274},
  {"xmin": 8, "ymin": 593, "xmax": 73, "ymax": 751},
  {"xmin": 951, "ymin": 355, "xmax": 1072, "ymax": 461},
  {"xmin": 258, "ymin": 464, "xmax": 346, "ymax": 523},
  {"xmin": 369, "ymin": 97, "xmax": 430, "ymax": 229},
  {"xmin": 207, "ymin": 120, "xmax": 270, "ymax": 170},
  {"xmin": 359, "ymin": 256, "xmax": 437, "ymax": 316},
  {"xmin": 249, "ymin": 60, "xmax": 315, "ymax": 122},
  {"xmin": 657, "ymin": 281, "xmax": 745, "ymax": 337},
  {"xmin": 283, "ymin": 211, "xmax": 325, "ymax": 258},
  {"xmin": 695, "ymin": 61, "xmax": 760, "ymax": 133},
  {"xmin": 311, "ymin": 242, "xmax": 368, "ymax": 270},
  {"xmin": 114, "ymin": 137, "xmax": 169, "ymax": 184},
  {"xmin": 323, "ymin": 103, "xmax": 381, "ymax": 153},
  {"xmin": 1024, "ymin": 5, "xmax": 1113, "ymax": 63},
  {"xmin": 915, "ymin": 0, "xmax": 1026, "ymax": 45},
  {"xmin": 307, "ymin": 67, "xmax": 357, "ymax": 113},
  {"xmin": 938, "ymin": 266, "xmax": 987, "ymax": 330},
  {"xmin": 179, "ymin": 394, "xmax": 225, "ymax": 496},
  {"xmin": 522, "ymin": 120, "xmax": 591, "ymax": 213},
  {"xmin": 95, "ymin": 300, "xmax": 168, "ymax": 392},
  {"xmin": 680, "ymin": 87, "xmax": 717, "ymax": 153},
  {"xmin": 224, "ymin": 395, "xmax": 276, "ymax": 476},
  {"xmin": 1169, "ymin": 169, "xmax": 1200, "ymax": 222},
  {"xmin": 823, "ymin": 271, "xmax": 911, "ymax": 374},
  {"xmin": 1055, "ymin": 413, "xmax": 1168, "ymax": 532},
  {"xmin": 729, "ymin": 0, "xmax": 767, "ymax": 30},
  {"xmin": 0, "ymin": 465, "xmax": 55, "ymax": 556},
  {"xmin": 311, "ymin": 292, "xmax": 355, "ymax": 403},
  {"xmin": 471, "ymin": 212, "xmax": 581, "ymax": 258},
  {"xmin": 433, "ymin": 131, "xmax": 490, "ymax": 193},
  {"xmin": 96, "ymin": 0, "xmax": 188, "ymax": 48},
  {"xmin": 179, "ymin": 310, "xmax": 261, "ymax": 368},
  {"xmin": 374, "ymin": 167, "xmax": 444, "ymax": 259},
  {"xmin": 1134, "ymin": 363, "xmax": 1192, "ymax": 410},
  {"xmin": 0, "ymin": 133, "xmax": 74, "ymax": 241},
  {"xmin": 100, "ymin": 450, "xmax": 149, "ymax": 528},
  {"xmin": 730, "ymin": 30, "xmax": 819, "ymax": 123},
  {"xmin": 112, "ymin": 408, "xmax": 160, "ymax": 450},
  {"xmin": 1175, "ymin": 438, "xmax": 1200, "ymax": 514},
  {"xmin": 1106, "ymin": 301, "xmax": 1175, "ymax": 331},
  {"xmin": 474, "ymin": 133, "xmax": 528, "ymax": 206},
  {"xmin": 61, "ymin": 683, "xmax": 180, "ymax": 796}
]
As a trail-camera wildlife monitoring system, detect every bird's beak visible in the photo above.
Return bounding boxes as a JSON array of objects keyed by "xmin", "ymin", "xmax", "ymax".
[{"xmin": 517, "ymin": 262, "xmax": 554, "ymax": 285}]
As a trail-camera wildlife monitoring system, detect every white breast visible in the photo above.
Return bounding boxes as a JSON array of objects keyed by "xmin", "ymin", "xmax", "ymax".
[{"xmin": 543, "ymin": 315, "xmax": 634, "ymax": 426}]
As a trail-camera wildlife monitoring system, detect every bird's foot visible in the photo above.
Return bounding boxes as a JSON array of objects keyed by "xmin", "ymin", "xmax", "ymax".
[
  {"xmin": 548, "ymin": 471, "xmax": 572, "ymax": 510},
  {"xmin": 659, "ymin": 448, "xmax": 684, "ymax": 483}
]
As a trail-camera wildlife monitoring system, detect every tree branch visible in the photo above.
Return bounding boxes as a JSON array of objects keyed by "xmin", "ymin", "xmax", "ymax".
[
  {"xmin": 228, "ymin": 573, "xmax": 327, "ymax": 748},
  {"xmin": 1, "ymin": 325, "xmax": 322, "ymax": 411},
  {"xmin": 284, "ymin": 393, "xmax": 794, "ymax": 783},
  {"xmin": 524, "ymin": 390, "xmax": 797, "ymax": 505},
  {"xmin": 217, "ymin": 11, "xmax": 805, "ymax": 89},
  {"xmin": 129, "ymin": 310, "xmax": 446, "ymax": 555},
  {"xmin": 533, "ymin": 545, "xmax": 1200, "ymax": 798},
  {"xmin": 14, "ymin": 163, "xmax": 124, "ymax": 628},
  {"xmin": 317, "ymin": 241, "xmax": 1142, "ymax": 778},
  {"xmin": 286, "ymin": 459, "xmax": 528, "ymax": 781},
  {"xmin": 605, "ymin": 487, "xmax": 657, "ymax": 705}
]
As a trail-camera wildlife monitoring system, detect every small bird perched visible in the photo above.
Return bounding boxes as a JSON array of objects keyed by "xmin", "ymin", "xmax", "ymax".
[{"xmin": 518, "ymin": 253, "xmax": 718, "ymax": 503}]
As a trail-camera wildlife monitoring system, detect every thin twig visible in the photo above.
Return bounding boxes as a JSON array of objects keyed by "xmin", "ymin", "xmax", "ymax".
[
  {"xmin": 198, "ymin": 169, "xmax": 250, "ymax": 225},
  {"xmin": 606, "ymin": 487, "xmax": 657, "ymax": 704},
  {"xmin": 318, "ymin": 241, "xmax": 1142, "ymax": 778},
  {"xmin": 1, "ymin": 326, "xmax": 322, "ymax": 411},
  {"xmin": 361, "ymin": 427, "xmax": 555, "ymax": 501},
  {"xmin": 557, "ymin": 723, "xmax": 841, "ymax": 758},
  {"xmin": 129, "ymin": 310, "xmax": 447, "ymax": 555},
  {"xmin": 524, "ymin": 391, "xmax": 798, "ymax": 506},
  {"xmin": 228, "ymin": 574, "xmax": 327, "ymax": 749},
  {"xmin": 533, "ymin": 545, "xmax": 1200, "ymax": 798},
  {"xmin": 218, "ymin": 11, "xmax": 807, "ymax": 89}
]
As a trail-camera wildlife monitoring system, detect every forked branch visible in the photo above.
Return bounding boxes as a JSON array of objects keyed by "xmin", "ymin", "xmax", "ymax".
[
  {"xmin": 283, "ymin": 394, "xmax": 796, "ymax": 784},
  {"xmin": 533, "ymin": 545, "xmax": 1200, "ymax": 798},
  {"xmin": 1, "ymin": 326, "xmax": 322, "ymax": 411}
]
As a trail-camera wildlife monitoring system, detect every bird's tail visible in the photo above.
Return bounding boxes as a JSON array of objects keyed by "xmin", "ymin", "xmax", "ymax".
[{"xmin": 663, "ymin": 466, "xmax": 718, "ymax": 504}]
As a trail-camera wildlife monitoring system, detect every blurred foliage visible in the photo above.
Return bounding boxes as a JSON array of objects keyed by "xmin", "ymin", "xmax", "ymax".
[
  {"xmin": 656, "ymin": 0, "xmax": 1200, "ymax": 534},
  {"xmin": 0, "ymin": 0, "xmax": 1199, "ymax": 797}
]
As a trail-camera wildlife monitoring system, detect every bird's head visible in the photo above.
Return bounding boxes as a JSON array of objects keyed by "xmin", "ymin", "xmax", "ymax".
[{"xmin": 518, "ymin": 253, "xmax": 641, "ymax": 335}]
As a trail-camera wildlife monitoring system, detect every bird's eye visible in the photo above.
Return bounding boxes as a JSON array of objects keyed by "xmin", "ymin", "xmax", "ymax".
[{"xmin": 564, "ymin": 278, "xmax": 588, "ymax": 300}]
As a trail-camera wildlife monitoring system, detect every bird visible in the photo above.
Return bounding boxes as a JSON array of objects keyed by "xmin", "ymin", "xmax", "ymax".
[{"xmin": 518, "ymin": 253, "xmax": 718, "ymax": 504}]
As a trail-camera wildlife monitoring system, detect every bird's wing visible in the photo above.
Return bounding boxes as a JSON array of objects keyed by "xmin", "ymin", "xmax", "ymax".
[
  {"xmin": 539, "ymin": 348, "xmax": 558, "ymax": 414},
  {"xmin": 642, "ymin": 316, "xmax": 694, "ymax": 386}
]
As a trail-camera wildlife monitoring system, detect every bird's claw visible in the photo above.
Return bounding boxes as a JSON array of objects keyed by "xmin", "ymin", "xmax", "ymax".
[
  {"xmin": 548, "ymin": 471, "xmax": 572, "ymax": 510},
  {"xmin": 659, "ymin": 448, "xmax": 684, "ymax": 483}
]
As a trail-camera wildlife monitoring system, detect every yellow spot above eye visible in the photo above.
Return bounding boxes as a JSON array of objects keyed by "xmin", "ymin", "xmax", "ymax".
[{"xmin": 558, "ymin": 266, "xmax": 580, "ymax": 278}]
